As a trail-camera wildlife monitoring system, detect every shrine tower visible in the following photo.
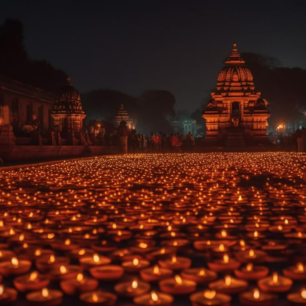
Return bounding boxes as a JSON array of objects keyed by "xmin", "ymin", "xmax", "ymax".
[{"xmin": 202, "ymin": 42, "xmax": 270, "ymax": 146}]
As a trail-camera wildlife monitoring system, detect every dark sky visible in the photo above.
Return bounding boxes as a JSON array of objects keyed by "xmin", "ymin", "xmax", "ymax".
[{"xmin": 1, "ymin": 0, "xmax": 306, "ymax": 111}]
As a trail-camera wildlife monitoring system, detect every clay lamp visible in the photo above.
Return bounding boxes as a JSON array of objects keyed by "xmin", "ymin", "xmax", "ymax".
[
  {"xmin": 208, "ymin": 275, "xmax": 248, "ymax": 294},
  {"xmin": 122, "ymin": 257, "xmax": 150, "ymax": 273},
  {"xmin": 69, "ymin": 248, "xmax": 95, "ymax": 260},
  {"xmin": 283, "ymin": 262, "xmax": 306, "ymax": 280},
  {"xmin": 158, "ymin": 255, "xmax": 191, "ymax": 270},
  {"xmin": 258, "ymin": 272, "xmax": 292, "ymax": 292},
  {"xmin": 146, "ymin": 247, "xmax": 176, "ymax": 262},
  {"xmin": 115, "ymin": 279, "xmax": 151, "ymax": 297},
  {"xmin": 0, "ymin": 256, "xmax": 31, "ymax": 276},
  {"xmin": 0, "ymin": 250, "xmax": 15, "ymax": 262},
  {"xmin": 140, "ymin": 265, "xmax": 173, "ymax": 282},
  {"xmin": 181, "ymin": 267, "xmax": 217, "ymax": 284},
  {"xmin": 208, "ymin": 254, "xmax": 240, "ymax": 273},
  {"xmin": 190, "ymin": 289, "xmax": 231, "ymax": 306},
  {"xmin": 48, "ymin": 264, "xmax": 82, "ymax": 281},
  {"xmin": 0, "ymin": 285, "xmax": 17, "ymax": 304},
  {"xmin": 134, "ymin": 291, "xmax": 174, "ymax": 306},
  {"xmin": 159, "ymin": 275, "xmax": 196, "ymax": 295},
  {"xmin": 108, "ymin": 230, "xmax": 132, "ymax": 242},
  {"xmin": 211, "ymin": 243, "xmax": 230, "ymax": 255},
  {"xmin": 268, "ymin": 225, "xmax": 291, "ymax": 234},
  {"xmin": 50, "ymin": 238, "xmax": 79, "ymax": 251},
  {"xmin": 239, "ymin": 288, "xmax": 278, "ymax": 306},
  {"xmin": 161, "ymin": 239, "xmax": 189, "ymax": 251},
  {"xmin": 110, "ymin": 248, "xmax": 134, "ymax": 261},
  {"xmin": 60, "ymin": 272, "xmax": 98, "ymax": 295},
  {"xmin": 234, "ymin": 263, "xmax": 269, "ymax": 281},
  {"xmin": 91, "ymin": 240, "xmax": 118, "ymax": 253},
  {"xmin": 287, "ymin": 288, "xmax": 306, "ymax": 305},
  {"xmin": 80, "ymin": 253, "xmax": 111, "ymax": 270},
  {"xmin": 130, "ymin": 241, "xmax": 157, "ymax": 254},
  {"xmin": 36, "ymin": 255, "xmax": 70, "ymax": 272},
  {"xmin": 236, "ymin": 249, "xmax": 267, "ymax": 264},
  {"xmin": 18, "ymin": 248, "xmax": 54, "ymax": 261},
  {"xmin": 80, "ymin": 291, "xmax": 117, "ymax": 306},
  {"xmin": 215, "ymin": 230, "xmax": 236, "ymax": 240},
  {"xmin": 246, "ymin": 231, "xmax": 265, "ymax": 239},
  {"xmin": 14, "ymin": 271, "xmax": 50, "ymax": 292},
  {"xmin": 89, "ymin": 265, "xmax": 124, "ymax": 280},
  {"xmin": 26, "ymin": 288, "xmax": 63, "ymax": 306}
]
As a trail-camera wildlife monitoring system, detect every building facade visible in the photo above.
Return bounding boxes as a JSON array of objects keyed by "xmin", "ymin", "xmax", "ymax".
[
  {"xmin": 0, "ymin": 75, "xmax": 55, "ymax": 132},
  {"xmin": 202, "ymin": 42, "xmax": 270, "ymax": 145},
  {"xmin": 114, "ymin": 104, "xmax": 134, "ymax": 129}
]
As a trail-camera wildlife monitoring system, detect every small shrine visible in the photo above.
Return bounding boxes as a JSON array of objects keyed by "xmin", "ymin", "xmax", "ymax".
[
  {"xmin": 202, "ymin": 42, "xmax": 270, "ymax": 146},
  {"xmin": 51, "ymin": 77, "xmax": 86, "ymax": 133},
  {"xmin": 114, "ymin": 104, "xmax": 134, "ymax": 129}
]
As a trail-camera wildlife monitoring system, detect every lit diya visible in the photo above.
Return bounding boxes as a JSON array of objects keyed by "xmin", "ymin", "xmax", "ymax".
[
  {"xmin": 287, "ymin": 288, "xmax": 306, "ymax": 305},
  {"xmin": 146, "ymin": 247, "xmax": 176, "ymax": 261},
  {"xmin": 36, "ymin": 255, "xmax": 70, "ymax": 272},
  {"xmin": 122, "ymin": 258, "xmax": 150, "ymax": 273},
  {"xmin": 0, "ymin": 285, "xmax": 18, "ymax": 304},
  {"xmin": 0, "ymin": 250, "xmax": 15, "ymax": 262},
  {"xmin": 50, "ymin": 238, "xmax": 79, "ymax": 251},
  {"xmin": 79, "ymin": 253, "xmax": 111, "ymax": 270},
  {"xmin": 89, "ymin": 265, "xmax": 124, "ymax": 280},
  {"xmin": 26, "ymin": 288, "xmax": 63, "ymax": 306},
  {"xmin": 209, "ymin": 275, "xmax": 248, "ymax": 294},
  {"xmin": 69, "ymin": 248, "xmax": 95, "ymax": 260},
  {"xmin": 158, "ymin": 256, "xmax": 191, "ymax": 270},
  {"xmin": 181, "ymin": 268, "xmax": 217, "ymax": 284},
  {"xmin": 258, "ymin": 272, "xmax": 292, "ymax": 292},
  {"xmin": 234, "ymin": 263, "xmax": 269, "ymax": 280},
  {"xmin": 14, "ymin": 271, "xmax": 50, "ymax": 292},
  {"xmin": 239, "ymin": 288, "xmax": 278, "ymax": 306},
  {"xmin": 60, "ymin": 273, "xmax": 98, "ymax": 295},
  {"xmin": 0, "ymin": 257, "xmax": 31, "ymax": 276},
  {"xmin": 48, "ymin": 265, "xmax": 82, "ymax": 281},
  {"xmin": 134, "ymin": 291, "xmax": 173, "ymax": 306},
  {"xmin": 235, "ymin": 249, "xmax": 267, "ymax": 263},
  {"xmin": 140, "ymin": 265, "xmax": 173, "ymax": 282},
  {"xmin": 80, "ymin": 291, "xmax": 117, "ymax": 306},
  {"xmin": 208, "ymin": 254, "xmax": 240, "ymax": 273},
  {"xmin": 283, "ymin": 262, "xmax": 306, "ymax": 280},
  {"xmin": 114, "ymin": 279, "xmax": 151, "ymax": 297},
  {"xmin": 159, "ymin": 275, "xmax": 196, "ymax": 295},
  {"xmin": 190, "ymin": 289, "xmax": 231, "ymax": 306}
]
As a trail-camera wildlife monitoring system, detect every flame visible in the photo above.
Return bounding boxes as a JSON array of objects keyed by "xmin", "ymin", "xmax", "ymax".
[
  {"xmin": 301, "ymin": 289, "xmax": 306, "ymax": 299},
  {"xmin": 175, "ymin": 275, "xmax": 183, "ymax": 284},
  {"xmin": 253, "ymin": 289, "xmax": 260, "ymax": 299},
  {"xmin": 151, "ymin": 291, "xmax": 158, "ymax": 302},
  {"xmin": 19, "ymin": 234, "xmax": 24, "ymax": 241},
  {"xmin": 49, "ymin": 255, "xmax": 55, "ymax": 263},
  {"xmin": 35, "ymin": 249, "xmax": 41, "ymax": 256},
  {"xmin": 0, "ymin": 285, "xmax": 4, "ymax": 295},
  {"xmin": 60, "ymin": 266, "xmax": 67, "ymax": 274},
  {"xmin": 221, "ymin": 230, "xmax": 227, "ymax": 237},
  {"xmin": 47, "ymin": 233, "xmax": 54, "ymax": 239},
  {"xmin": 172, "ymin": 256, "xmax": 177, "ymax": 263},
  {"xmin": 79, "ymin": 249, "xmax": 86, "ymax": 255},
  {"xmin": 249, "ymin": 249, "xmax": 255, "ymax": 257},
  {"xmin": 223, "ymin": 254, "xmax": 229, "ymax": 263},
  {"xmin": 133, "ymin": 258, "xmax": 139, "ymax": 266},
  {"xmin": 278, "ymin": 225, "xmax": 282, "ymax": 231},
  {"xmin": 240, "ymin": 240, "xmax": 245, "ymax": 246},
  {"xmin": 204, "ymin": 290, "xmax": 216, "ymax": 299},
  {"xmin": 272, "ymin": 272, "xmax": 278, "ymax": 284},
  {"xmin": 65, "ymin": 239, "xmax": 70, "ymax": 245},
  {"xmin": 238, "ymin": 195, "xmax": 242, "ymax": 201},
  {"xmin": 246, "ymin": 263, "xmax": 253, "ymax": 272},
  {"xmin": 198, "ymin": 269, "xmax": 206, "ymax": 276},
  {"xmin": 139, "ymin": 242, "xmax": 147, "ymax": 249},
  {"xmin": 254, "ymin": 231, "xmax": 258, "ymax": 237},
  {"xmin": 297, "ymin": 262, "xmax": 305, "ymax": 272},
  {"xmin": 132, "ymin": 280, "xmax": 138, "ymax": 289},
  {"xmin": 153, "ymin": 265, "xmax": 160, "ymax": 274},
  {"xmin": 77, "ymin": 273, "xmax": 84, "ymax": 282},
  {"xmin": 225, "ymin": 275, "xmax": 231, "ymax": 286},
  {"xmin": 11, "ymin": 257, "xmax": 18, "ymax": 267},
  {"xmin": 92, "ymin": 293, "xmax": 98, "ymax": 302},
  {"xmin": 42, "ymin": 288, "xmax": 49, "ymax": 298},
  {"xmin": 93, "ymin": 254, "xmax": 100, "ymax": 263},
  {"xmin": 219, "ymin": 244, "xmax": 225, "ymax": 251},
  {"xmin": 29, "ymin": 271, "xmax": 38, "ymax": 281}
]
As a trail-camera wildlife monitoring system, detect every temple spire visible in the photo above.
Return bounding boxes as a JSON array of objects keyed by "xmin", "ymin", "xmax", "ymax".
[{"xmin": 225, "ymin": 41, "xmax": 245, "ymax": 65}]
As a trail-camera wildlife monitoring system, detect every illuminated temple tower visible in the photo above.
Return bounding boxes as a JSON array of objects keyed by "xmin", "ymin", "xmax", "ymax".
[
  {"xmin": 51, "ymin": 77, "xmax": 86, "ymax": 133},
  {"xmin": 114, "ymin": 104, "xmax": 134, "ymax": 129},
  {"xmin": 202, "ymin": 42, "xmax": 270, "ymax": 146}
]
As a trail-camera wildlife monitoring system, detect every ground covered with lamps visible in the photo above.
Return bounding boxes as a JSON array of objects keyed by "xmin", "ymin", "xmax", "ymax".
[{"xmin": 0, "ymin": 153, "xmax": 306, "ymax": 305}]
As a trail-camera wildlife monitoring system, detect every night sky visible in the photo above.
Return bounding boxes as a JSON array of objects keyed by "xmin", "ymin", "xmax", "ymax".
[{"xmin": 1, "ymin": 0, "xmax": 306, "ymax": 111}]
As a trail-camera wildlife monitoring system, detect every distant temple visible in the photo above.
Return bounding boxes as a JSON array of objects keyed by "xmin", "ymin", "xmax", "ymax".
[
  {"xmin": 170, "ymin": 119, "xmax": 197, "ymax": 136},
  {"xmin": 114, "ymin": 104, "xmax": 134, "ymax": 129},
  {"xmin": 202, "ymin": 42, "xmax": 270, "ymax": 146},
  {"xmin": 51, "ymin": 77, "xmax": 86, "ymax": 133}
]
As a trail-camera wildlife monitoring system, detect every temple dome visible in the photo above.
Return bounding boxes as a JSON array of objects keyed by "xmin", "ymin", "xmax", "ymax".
[
  {"xmin": 216, "ymin": 42, "xmax": 255, "ymax": 93},
  {"xmin": 52, "ymin": 77, "xmax": 84, "ymax": 114}
]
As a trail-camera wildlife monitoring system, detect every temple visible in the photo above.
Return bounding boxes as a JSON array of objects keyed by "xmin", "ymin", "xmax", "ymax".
[
  {"xmin": 114, "ymin": 104, "xmax": 134, "ymax": 129},
  {"xmin": 202, "ymin": 42, "xmax": 270, "ymax": 146}
]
